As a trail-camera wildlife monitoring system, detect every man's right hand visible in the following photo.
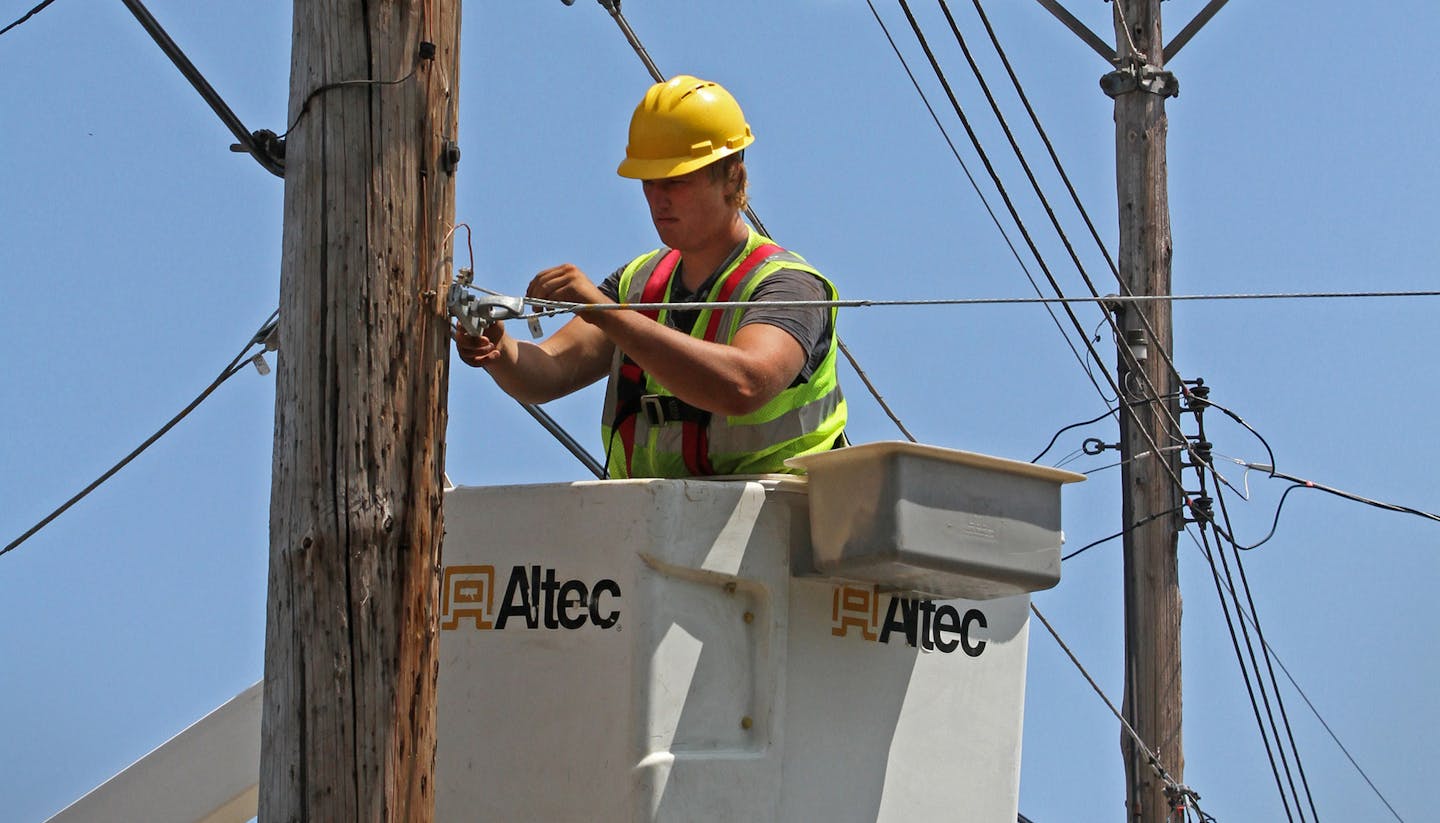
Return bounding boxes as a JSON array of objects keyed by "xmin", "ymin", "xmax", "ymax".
[{"xmin": 453, "ymin": 320, "xmax": 506, "ymax": 368}]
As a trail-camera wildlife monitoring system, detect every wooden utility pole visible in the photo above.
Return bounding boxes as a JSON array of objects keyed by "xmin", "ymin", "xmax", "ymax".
[
  {"xmin": 1110, "ymin": 1, "xmax": 1183, "ymax": 821},
  {"xmin": 260, "ymin": 2, "xmax": 460, "ymax": 820}
]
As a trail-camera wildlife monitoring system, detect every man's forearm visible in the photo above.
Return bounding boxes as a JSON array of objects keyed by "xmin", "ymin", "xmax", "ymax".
[
  {"xmin": 586, "ymin": 310, "xmax": 802, "ymax": 418},
  {"xmin": 484, "ymin": 319, "xmax": 613, "ymax": 404}
]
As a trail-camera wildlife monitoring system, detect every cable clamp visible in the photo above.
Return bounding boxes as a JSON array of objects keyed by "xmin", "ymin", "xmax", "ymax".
[
  {"xmin": 230, "ymin": 129, "xmax": 287, "ymax": 170},
  {"xmin": 448, "ymin": 281, "xmax": 543, "ymax": 339},
  {"xmin": 1100, "ymin": 64, "xmax": 1179, "ymax": 99}
]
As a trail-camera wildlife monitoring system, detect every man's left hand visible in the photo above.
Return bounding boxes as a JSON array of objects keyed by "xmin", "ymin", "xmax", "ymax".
[{"xmin": 528, "ymin": 264, "xmax": 608, "ymax": 321}]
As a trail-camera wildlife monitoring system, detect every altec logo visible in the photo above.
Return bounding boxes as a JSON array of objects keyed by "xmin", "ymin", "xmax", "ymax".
[
  {"xmin": 831, "ymin": 585, "xmax": 987, "ymax": 657},
  {"xmin": 440, "ymin": 564, "xmax": 622, "ymax": 631}
]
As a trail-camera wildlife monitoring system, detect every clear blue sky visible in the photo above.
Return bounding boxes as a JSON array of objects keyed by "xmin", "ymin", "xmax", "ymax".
[{"xmin": 2, "ymin": 1, "xmax": 1437, "ymax": 820}]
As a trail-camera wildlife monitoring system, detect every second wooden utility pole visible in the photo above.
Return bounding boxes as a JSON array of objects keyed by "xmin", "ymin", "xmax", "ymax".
[
  {"xmin": 1110, "ymin": 1, "xmax": 1184, "ymax": 821},
  {"xmin": 260, "ymin": 1, "xmax": 461, "ymax": 820}
]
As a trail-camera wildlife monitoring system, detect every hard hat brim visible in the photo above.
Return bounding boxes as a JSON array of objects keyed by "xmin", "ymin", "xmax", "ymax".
[{"xmin": 616, "ymin": 136, "xmax": 754, "ymax": 180}]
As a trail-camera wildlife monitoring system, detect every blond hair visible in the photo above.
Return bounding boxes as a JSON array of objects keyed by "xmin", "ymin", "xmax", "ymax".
[{"xmin": 708, "ymin": 153, "xmax": 749, "ymax": 212}]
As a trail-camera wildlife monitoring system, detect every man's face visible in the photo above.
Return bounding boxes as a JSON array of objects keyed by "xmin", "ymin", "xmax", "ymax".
[{"xmin": 641, "ymin": 165, "xmax": 734, "ymax": 251}]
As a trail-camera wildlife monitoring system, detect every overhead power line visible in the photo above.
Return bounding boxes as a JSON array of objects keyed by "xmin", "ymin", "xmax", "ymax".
[
  {"xmin": 888, "ymin": 0, "xmax": 1223, "ymax": 563},
  {"xmin": 862, "ymin": 0, "xmax": 1108, "ymax": 400},
  {"xmin": 1060, "ymin": 504, "xmax": 1187, "ymax": 562},
  {"xmin": 1029, "ymin": 603, "xmax": 1212, "ymax": 821},
  {"xmin": 0, "ymin": 0, "xmax": 55, "ymax": 38},
  {"xmin": 118, "ymin": 0, "xmax": 285, "ymax": 176},
  {"xmin": 1, "ymin": 311, "xmax": 278, "ymax": 560},
  {"xmin": 510, "ymin": 288, "xmax": 1440, "ymax": 318},
  {"xmin": 1183, "ymin": 528, "xmax": 1408, "ymax": 823},
  {"xmin": 1188, "ymin": 386, "xmax": 1319, "ymax": 820}
]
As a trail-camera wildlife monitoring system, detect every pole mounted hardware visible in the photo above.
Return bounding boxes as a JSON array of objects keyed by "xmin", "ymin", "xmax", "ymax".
[
  {"xmin": 120, "ymin": 0, "xmax": 287, "ymax": 177},
  {"xmin": 1121, "ymin": 328, "xmax": 1149, "ymax": 365},
  {"xmin": 441, "ymin": 140, "xmax": 461, "ymax": 174},
  {"xmin": 449, "ymin": 269, "xmax": 521, "ymax": 337},
  {"xmin": 448, "ymin": 269, "xmax": 543, "ymax": 339},
  {"xmin": 1100, "ymin": 64, "xmax": 1179, "ymax": 99},
  {"xmin": 1185, "ymin": 439, "xmax": 1213, "ymax": 470},
  {"xmin": 1184, "ymin": 494, "xmax": 1214, "ymax": 525}
]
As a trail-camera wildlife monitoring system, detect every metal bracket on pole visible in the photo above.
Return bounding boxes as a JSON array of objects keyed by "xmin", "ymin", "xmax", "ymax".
[
  {"xmin": 1034, "ymin": 0, "xmax": 1117, "ymax": 65},
  {"xmin": 1100, "ymin": 64, "xmax": 1179, "ymax": 99},
  {"xmin": 1164, "ymin": 0, "xmax": 1231, "ymax": 62}
]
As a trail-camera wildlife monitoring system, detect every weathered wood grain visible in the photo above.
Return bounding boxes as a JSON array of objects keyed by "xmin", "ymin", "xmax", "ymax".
[{"xmin": 261, "ymin": 2, "xmax": 459, "ymax": 820}]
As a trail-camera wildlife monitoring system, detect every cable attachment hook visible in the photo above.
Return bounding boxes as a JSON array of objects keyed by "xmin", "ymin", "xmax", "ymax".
[
  {"xmin": 448, "ymin": 269, "xmax": 543, "ymax": 339},
  {"xmin": 1082, "ymin": 437, "xmax": 1117, "ymax": 456}
]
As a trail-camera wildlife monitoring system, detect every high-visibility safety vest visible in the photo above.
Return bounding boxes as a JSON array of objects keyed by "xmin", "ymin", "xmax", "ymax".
[{"xmin": 600, "ymin": 232, "xmax": 847, "ymax": 479}]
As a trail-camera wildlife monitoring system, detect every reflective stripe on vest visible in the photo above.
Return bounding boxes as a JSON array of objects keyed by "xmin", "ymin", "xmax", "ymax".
[{"xmin": 600, "ymin": 231, "xmax": 847, "ymax": 478}]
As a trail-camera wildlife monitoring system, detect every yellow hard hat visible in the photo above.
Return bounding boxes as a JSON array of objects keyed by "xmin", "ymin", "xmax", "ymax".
[{"xmin": 616, "ymin": 75, "xmax": 755, "ymax": 180}]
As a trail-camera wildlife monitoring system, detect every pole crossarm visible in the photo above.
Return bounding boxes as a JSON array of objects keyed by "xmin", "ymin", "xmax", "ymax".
[
  {"xmin": 1033, "ymin": 0, "xmax": 1116, "ymax": 65},
  {"xmin": 1165, "ymin": 0, "xmax": 1231, "ymax": 61}
]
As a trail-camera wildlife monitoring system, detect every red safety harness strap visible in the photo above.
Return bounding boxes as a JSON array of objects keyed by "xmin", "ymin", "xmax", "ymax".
[
  {"xmin": 619, "ymin": 244, "xmax": 783, "ymax": 477},
  {"xmin": 613, "ymin": 251, "xmax": 681, "ymax": 475},
  {"xmin": 682, "ymin": 243, "xmax": 782, "ymax": 475}
]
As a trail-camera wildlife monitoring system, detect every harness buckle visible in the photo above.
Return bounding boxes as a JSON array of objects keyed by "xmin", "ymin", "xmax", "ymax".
[
  {"xmin": 641, "ymin": 394, "xmax": 668, "ymax": 426},
  {"xmin": 641, "ymin": 394, "xmax": 708, "ymax": 426}
]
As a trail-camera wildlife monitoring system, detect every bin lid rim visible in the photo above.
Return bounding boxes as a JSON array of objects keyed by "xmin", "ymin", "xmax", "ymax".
[{"xmin": 786, "ymin": 440, "xmax": 1086, "ymax": 485}]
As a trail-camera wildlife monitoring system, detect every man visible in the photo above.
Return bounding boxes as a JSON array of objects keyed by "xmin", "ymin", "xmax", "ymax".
[{"xmin": 455, "ymin": 75, "xmax": 845, "ymax": 478}]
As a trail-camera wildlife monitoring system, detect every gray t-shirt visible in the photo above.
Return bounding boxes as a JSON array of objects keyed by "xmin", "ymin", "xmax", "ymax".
[{"xmin": 598, "ymin": 251, "xmax": 833, "ymax": 383}]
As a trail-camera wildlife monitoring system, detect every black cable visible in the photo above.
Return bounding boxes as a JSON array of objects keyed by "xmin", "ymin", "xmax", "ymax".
[
  {"xmin": 1209, "ymin": 495, "xmax": 1312, "ymax": 819},
  {"xmin": 118, "ymin": 0, "xmax": 284, "ymax": 176},
  {"xmin": 1200, "ymin": 395, "xmax": 1278, "ymax": 479},
  {"xmin": 1229, "ymin": 483, "xmax": 1304, "ymax": 551},
  {"xmin": 1193, "ymin": 525, "xmax": 1296, "ymax": 822},
  {"xmin": 280, "ymin": 67, "xmax": 419, "ymax": 140},
  {"xmin": 891, "ymin": 0, "xmax": 1125, "ymax": 401},
  {"xmin": 1211, "ymin": 477, "xmax": 1321, "ymax": 821},
  {"xmin": 1186, "ymin": 405, "xmax": 1297, "ymax": 820},
  {"xmin": 1032, "ymin": 406, "xmax": 1118, "ymax": 464},
  {"xmin": 2, "ymin": 311, "xmax": 277, "ymax": 559},
  {"xmin": 1083, "ymin": 314, "xmax": 1118, "ymax": 404},
  {"xmin": 1191, "ymin": 528, "xmax": 1408, "ymax": 822},
  {"xmin": 891, "ymin": 0, "xmax": 1196, "ymax": 529},
  {"xmin": 930, "ymin": 0, "xmax": 1206, "ymax": 536},
  {"xmin": 1194, "ymin": 399, "xmax": 1317, "ymax": 819},
  {"xmin": 934, "ymin": 0, "xmax": 1107, "ymax": 307},
  {"xmin": 862, "ymin": 0, "xmax": 1108, "ymax": 401},
  {"xmin": 931, "ymin": 0, "xmax": 1196, "ymax": 501},
  {"xmin": 1265, "ymin": 469, "xmax": 1440, "ymax": 525},
  {"xmin": 1030, "ymin": 390, "xmax": 1185, "ymax": 465},
  {"xmin": 0, "ymin": 0, "xmax": 55, "ymax": 38},
  {"xmin": 1061, "ymin": 505, "xmax": 1184, "ymax": 562},
  {"xmin": 967, "ymin": 0, "xmax": 1127, "ymax": 316},
  {"xmin": 1226, "ymin": 469, "xmax": 1440, "ymax": 552}
]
